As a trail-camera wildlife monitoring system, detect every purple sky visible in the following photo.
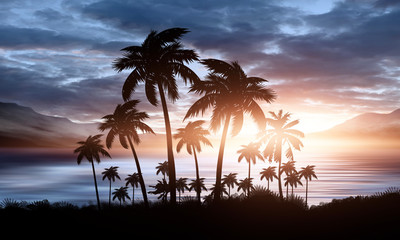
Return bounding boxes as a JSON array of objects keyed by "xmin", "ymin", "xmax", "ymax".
[{"xmin": 0, "ymin": 0, "xmax": 399, "ymax": 133}]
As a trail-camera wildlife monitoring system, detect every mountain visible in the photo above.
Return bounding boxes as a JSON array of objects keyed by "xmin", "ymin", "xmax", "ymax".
[
  {"xmin": 0, "ymin": 102, "xmax": 98, "ymax": 148},
  {"xmin": 309, "ymin": 109, "xmax": 400, "ymax": 148}
]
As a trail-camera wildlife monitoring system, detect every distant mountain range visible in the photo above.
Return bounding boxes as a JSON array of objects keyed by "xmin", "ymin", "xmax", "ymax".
[
  {"xmin": 0, "ymin": 102, "xmax": 98, "ymax": 147},
  {"xmin": 0, "ymin": 102, "xmax": 399, "ymax": 148}
]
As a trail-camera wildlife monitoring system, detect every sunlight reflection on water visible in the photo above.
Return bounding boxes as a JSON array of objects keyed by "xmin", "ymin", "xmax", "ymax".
[{"xmin": 0, "ymin": 148, "xmax": 399, "ymax": 206}]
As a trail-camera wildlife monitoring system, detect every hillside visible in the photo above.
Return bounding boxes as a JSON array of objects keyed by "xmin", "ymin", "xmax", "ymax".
[{"xmin": 0, "ymin": 102, "xmax": 98, "ymax": 148}]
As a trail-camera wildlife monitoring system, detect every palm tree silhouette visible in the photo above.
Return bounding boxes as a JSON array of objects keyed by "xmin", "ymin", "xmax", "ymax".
[
  {"xmin": 260, "ymin": 166, "xmax": 278, "ymax": 190},
  {"xmin": 112, "ymin": 186, "xmax": 131, "ymax": 207},
  {"xmin": 125, "ymin": 173, "xmax": 140, "ymax": 205},
  {"xmin": 188, "ymin": 178, "xmax": 207, "ymax": 203},
  {"xmin": 237, "ymin": 178, "xmax": 254, "ymax": 198},
  {"xmin": 149, "ymin": 179, "xmax": 170, "ymax": 203},
  {"xmin": 210, "ymin": 183, "xmax": 229, "ymax": 199},
  {"xmin": 99, "ymin": 99, "xmax": 154, "ymax": 208},
  {"xmin": 174, "ymin": 120, "xmax": 212, "ymax": 203},
  {"xmin": 259, "ymin": 110, "xmax": 304, "ymax": 199},
  {"xmin": 184, "ymin": 59, "xmax": 276, "ymax": 201},
  {"xmin": 237, "ymin": 142, "xmax": 264, "ymax": 179},
  {"xmin": 284, "ymin": 173, "xmax": 303, "ymax": 198},
  {"xmin": 156, "ymin": 161, "xmax": 169, "ymax": 182},
  {"xmin": 74, "ymin": 134, "xmax": 111, "ymax": 210},
  {"xmin": 113, "ymin": 28, "xmax": 200, "ymax": 204},
  {"xmin": 281, "ymin": 160, "xmax": 297, "ymax": 198},
  {"xmin": 176, "ymin": 177, "xmax": 189, "ymax": 203},
  {"xmin": 299, "ymin": 165, "xmax": 317, "ymax": 206},
  {"xmin": 222, "ymin": 173, "xmax": 238, "ymax": 198},
  {"xmin": 102, "ymin": 166, "xmax": 121, "ymax": 207}
]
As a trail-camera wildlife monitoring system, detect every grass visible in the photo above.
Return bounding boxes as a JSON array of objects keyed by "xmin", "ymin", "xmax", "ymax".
[{"xmin": 1, "ymin": 187, "xmax": 399, "ymax": 239}]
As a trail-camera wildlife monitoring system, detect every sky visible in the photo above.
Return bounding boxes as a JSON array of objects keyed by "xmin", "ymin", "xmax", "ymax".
[{"xmin": 1, "ymin": 0, "xmax": 400, "ymax": 134}]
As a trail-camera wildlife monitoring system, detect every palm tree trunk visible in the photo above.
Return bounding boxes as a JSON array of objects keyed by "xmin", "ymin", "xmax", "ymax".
[
  {"xmin": 214, "ymin": 113, "xmax": 232, "ymax": 203},
  {"xmin": 267, "ymin": 180, "xmax": 270, "ymax": 191},
  {"xmin": 91, "ymin": 161, "xmax": 101, "ymax": 210},
  {"xmin": 248, "ymin": 160, "xmax": 251, "ymax": 179},
  {"xmin": 127, "ymin": 137, "xmax": 149, "ymax": 208},
  {"xmin": 286, "ymin": 184, "xmax": 289, "ymax": 199},
  {"xmin": 132, "ymin": 187, "xmax": 135, "ymax": 206},
  {"xmin": 306, "ymin": 179, "xmax": 309, "ymax": 207},
  {"xmin": 109, "ymin": 180, "xmax": 112, "ymax": 207},
  {"xmin": 277, "ymin": 138, "xmax": 283, "ymax": 200},
  {"xmin": 192, "ymin": 145, "xmax": 201, "ymax": 204},
  {"xmin": 157, "ymin": 82, "xmax": 176, "ymax": 204}
]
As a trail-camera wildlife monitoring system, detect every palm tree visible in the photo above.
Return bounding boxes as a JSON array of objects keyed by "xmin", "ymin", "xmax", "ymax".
[
  {"xmin": 260, "ymin": 166, "xmax": 278, "ymax": 190},
  {"xmin": 174, "ymin": 120, "xmax": 212, "ymax": 203},
  {"xmin": 99, "ymin": 100, "xmax": 154, "ymax": 208},
  {"xmin": 113, "ymin": 28, "xmax": 200, "ymax": 204},
  {"xmin": 125, "ymin": 173, "xmax": 140, "ymax": 205},
  {"xmin": 188, "ymin": 178, "xmax": 207, "ymax": 203},
  {"xmin": 210, "ymin": 183, "xmax": 229, "ymax": 199},
  {"xmin": 176, "ymin": 177, "xmax": 190, "ymax": 203},
  {"xmin": 259, "ymin": 110, "xmax": 304, "ymax": 199},
  {"xmin": 237, "ymin": 142, "xmax": 264, "ymax": 179},
  {"xmin": 284, "ymin": 173, "xmax": 303, "ymax": 198},
  {"xmin": 112, "ymin": 186, "xmax": 131, "ymax": 207},
  {"xmin": 281, "ymin": 160, "xmax": 297, "ymax": 198},
  {"xmin": 299, "ymin": 165, "xmax": 317, "ymax": 206},
  {"xmin": 237, "ymin": 178, "xmax": 254, "ymax": 198},
  {"xmin": 184, "ymin": 59, "xmax": 276, "ymax": 201},
  {"xmin": 74, "ymin": 134, "xmax": 111, "ymax": 210},
  {"xmin": 102, "ymin": 166, "xmax": 121, "ymax": 207},
  {"xmin": 222, "ymin": 173, "xmax": 238, "ymax": 198},
  {"xmin": 149, "ymin": 179, "xmax": 170, "ymax": 203},
  {"xmin": 156, "ymin": 161, "xmax": 169, "ymax": 182}
]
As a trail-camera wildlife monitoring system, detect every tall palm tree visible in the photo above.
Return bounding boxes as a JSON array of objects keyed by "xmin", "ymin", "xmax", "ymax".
[
  {"xmin": 185, "ymin": 59, "xmax": 276, "ymax": 201},
  {"xmin": 188, "ymin": 178, "xmax": 207, "ymax": 203},
  {"xmin": 299, "ymin": 165, "xmax": 317, "ymax": 206},
  {"xmin": 237, "ymin": 178, "xmax": 254, "ymax": 198},
  {"xmin": 112, "ymin": 186, "xmax": 131, "ymax": 207},
  {"xmin": 99, "ymin": 100, "xmax": 154, "ymax": 208},
  {"xmin": 102, "ymin": 166, "xmax": 121, "ymax": 207},
  {"xmin": 284, "ymin": 173, "xmax": 303, "ymax": 197},
  {"xmin": 74, "ymin": 134, "xmax": 111, "ymax": 210},
  {"xmin": 125, "ymin": 173, "xmax": 140, "ymax": 205},
  {"xmin": 113, "ymin": 28, "xmax": 200, "ymax": 204},
  {"xmin": 259, "ymin": 110, "xmax": 304, "ymax": 199},
  {"xmin": 222, "ymin": 173, "xmax": 238, "ymax": 198},
  {"xmin": 260, "ymin": 166, "xmax": 278, "ymax": 190},
  {"xmin": 156, "ymin": 161, "xmax": 169, "ymax": 182},
  {"xmin": 174, "ymin": 120, "xmax": 212, "ymax": 203},
  {"xmin": 281, "ymin": 160, "xmax": 297, "ymax": 198},
  {"xmin": 237, "ymin": 142, "xmax": 264, "ymax": 179},
  {"xmin": 176, "ymin": 177, "xmax": 190, "ymax": 203}
]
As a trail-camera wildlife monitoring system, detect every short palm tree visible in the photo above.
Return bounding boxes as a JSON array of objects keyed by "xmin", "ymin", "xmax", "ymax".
[
  {"xmin": 176, "ymin": 177, "xmax": 190, "ymax": 203},
  {"xmin": 102, "ymin": 166, "xmax": 121, "ymax": 207},
  {"xmin": 210, "ymin": 183, "xmax": 229, "ymax": 199},
  {"xmin": 222, "ymin": 173, "xmax": 238, "ymax": 198},
  {"xmin": 113, "ymin": 28, "xmax": 200, "ymax": 204},
  {"xmin": 188, "ymin": 178, "xmax": 207, "ymax": 203},
  {"xmin": 185, "ymin": 59, "xmax": 276, "ymax": 201},
  {"xmin": 260, "ymin": 166, "xmax": 278, "ymax": 190},
  {"xmin": 237, "ymin": 178, "xmax": 254, "ymax": 198},
  {"xmin": 74, "ymin": 134, "xmax": 111, "ymax": 210},
  {"xmin": 281, "ymin": 160, "xmax": 297, "ymax": 198},
  {"xmin": 237, "ymin": 142, "xmax": 264, "ymax": 179},
  {"xmin": 149, "ymin": 179, "xmax": 170, "ymax": 203},
  {"xmin": 284, "ymin": 173, "xmax": 303, "ymax": 198},
  {"xmin": 112, "ymin": 186, "xmax": 131, "ymax": 207},
  {"xmin": 125, "ymin": 173, "xmax": 140, "ymax": 205},
  {"xmin": 156, "ymin": 161, "xmax": 169, "ymax": 182},
  {"xmin": 259, "ymin": 110, "xmax": 304, "ymax": 199},
  {"xmin": 99, "ymin": 99, "xmax": 154, "ymax": 208},
  {"xmin": 174, "ymin": 120, "xmax": 212, "ymax": 203},
  {"xmin": 299, "ymin": 165, "xmax": 317, "ymax": 206}
]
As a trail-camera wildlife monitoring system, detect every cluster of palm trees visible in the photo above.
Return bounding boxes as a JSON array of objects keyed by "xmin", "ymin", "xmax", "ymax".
[{"xmin": 73, "ymin": 27, "xmax": 318, "ymax": 209}]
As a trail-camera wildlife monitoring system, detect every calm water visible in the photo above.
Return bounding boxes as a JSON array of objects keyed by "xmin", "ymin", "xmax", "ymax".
[{"xmin": 0, "ymin": 147, "xmax": 399, "ymax": 206}]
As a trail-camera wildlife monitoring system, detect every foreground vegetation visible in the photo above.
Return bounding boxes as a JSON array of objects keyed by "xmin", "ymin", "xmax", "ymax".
[{"xmin": 1, "ymin": 188, "xmax": 398, "ymax": 238}]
